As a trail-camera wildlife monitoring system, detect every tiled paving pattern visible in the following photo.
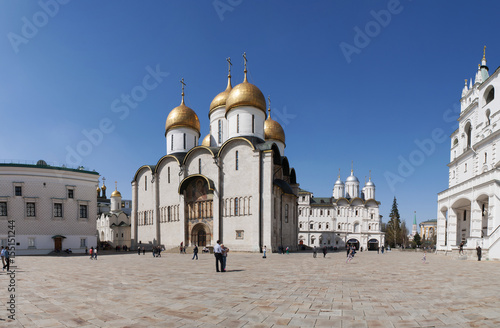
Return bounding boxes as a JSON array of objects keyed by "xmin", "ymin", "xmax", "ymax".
[{"xmin": 1, "ymin": 250, "xmax": 499, "ymax": 327}]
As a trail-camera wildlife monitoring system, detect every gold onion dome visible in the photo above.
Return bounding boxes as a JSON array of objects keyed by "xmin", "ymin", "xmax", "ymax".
[
  {"xmin": 264, "ymin": 103, "xmax": 285, "ymax": 144},
  {"xmin": 209, "ymin": 74, "xmax": 232, "ymax": 115},
  {"xmin": 202, "ymin": 134, "xmax": 211, "ymax": 147},
  {"xmin": 111, "ymin": 189, "xmax": 122, "ymax": 197},
  {"xmin": 225, "ymin": 63, "xmax": 266, "ymax": 114},
  {"xmin": 165, "ymin": 95, "xmax": 201, "ymax": 136},
  {"xmin": 96, "ymin": 186, "xmax": 101, "ymax": 191}
]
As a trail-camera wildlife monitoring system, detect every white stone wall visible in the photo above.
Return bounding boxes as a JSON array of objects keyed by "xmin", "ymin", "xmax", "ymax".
[
  {"xmin": 209, "ymin": 108, "xmax": 229, "ymax": 146},
  {"xmin": 226, "ymin": 107, "xmax": 265, "ymax": 140},
  {"xmin": 0, "ymin": 165, "xmax": 99, "ymax": 254},
  {"xmin": 166, "ymin": 127, "xmax": 199, "ymax": 155}
]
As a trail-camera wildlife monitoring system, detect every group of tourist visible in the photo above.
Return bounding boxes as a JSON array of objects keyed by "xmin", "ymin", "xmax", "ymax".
[
  {"xmin": 152, "ymin": 246, "xmax": 163, "ymax": 257},
  {"xmin": 1, "ymin": 246, "xmax": 10, "ymax": 271},
  {"xmin": 89, "ymin": 246, "xmax": 98, "ymax": 260},
  {"xmin": 137, "ymin": 247, "xmax": 146, "ymax": 255},
  {"xmin": 312, "ymin": 246, "xmax": 328, "ymax": 258}
]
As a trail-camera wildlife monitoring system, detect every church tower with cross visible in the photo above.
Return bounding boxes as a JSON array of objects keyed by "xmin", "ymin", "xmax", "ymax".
[{"xmin": 132, "ymin": 54, "xmax": 297, "ymax": 253}]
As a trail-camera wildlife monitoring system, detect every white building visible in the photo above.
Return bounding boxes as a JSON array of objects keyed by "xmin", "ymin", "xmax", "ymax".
[
  {"xmin": 132, "ymin": 56, "xmax": 299, "ymax": 252},
  {"xmin": 96, "ymin": 183, "xmax": 131, "ymax": 249},
  {"xmin": 0, "ymin": 160, "xmax": 99, "ymax": 254},
  {"xmin": 437, "ymin": 48, "xmax": 500, "ymax": 260},
  {"xmin": 298, "ymin": 170, "xmax": 385, "ymax": 250}
]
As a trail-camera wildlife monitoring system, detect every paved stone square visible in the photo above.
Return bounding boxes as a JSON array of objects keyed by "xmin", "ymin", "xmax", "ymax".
[{"xmin": 1, "ymin": 250, "xmax": 499, "ymax": 327}]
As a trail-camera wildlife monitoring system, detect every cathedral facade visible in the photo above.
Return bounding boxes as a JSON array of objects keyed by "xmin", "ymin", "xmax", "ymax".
[
  {"xmin": 437, "ymin": 48, "xmax": 500, "ymax": 260},
  {"xmin": 131, "ymin": 58, "xmax": 298, "ymax": 252},
  {"xmin": 298, "ymin": 170, "xmax": 384, "ymax": 250}
]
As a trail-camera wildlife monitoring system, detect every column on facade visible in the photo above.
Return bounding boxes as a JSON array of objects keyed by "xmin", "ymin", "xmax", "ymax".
[
  {"xmin": 470, "ymin": 199, "xmax": 482, "ymax": 238},
  {"xmin": 437, "ymin": 206, "xmax": 447, "ymax": 248},
  {"xmin": 261, "ymin": 151, "xmax": 273, "ymax": 251},
  {"xmin": 448, "ymin": 208, "xmax": 458, "ymax": 247},
  {"xmin": 179, "ymin": 193, "xmax": 186, "ymax": 245},
  {"xmin": 489, "ymin": 191, "xmax": 499, "ymax": 236},
  {"xmin": 131, "ymin": 181, "xmax": 138, "ymax": 248}
]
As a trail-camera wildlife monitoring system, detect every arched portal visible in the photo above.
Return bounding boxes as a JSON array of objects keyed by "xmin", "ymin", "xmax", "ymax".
[
  {"xmin": 191, "ymin": 223, "xmax": 211, "ymax": 247},
  {"xmin": 367, "ymin": 238, "xmax": 379, "ymax": 251},
  {"xmin": 183, "ymin": 176, "xmax": 214, "ymax": 245},
  {"xmin": 347, "ymin": 238, "xmax": 360, "ymax": 250}
]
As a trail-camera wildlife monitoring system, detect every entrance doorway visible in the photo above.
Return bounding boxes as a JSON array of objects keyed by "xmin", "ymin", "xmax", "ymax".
[
  {"xmin": 347, "ymin": 238, "xmax": 360, "ymax": 250},
  {"xmin": 53, "ymin": 237, "xmax": 63, "ymax": 251},
  {"xmin": 191, "ymin": 223, "xmax": 210, "ymax": 247},
  {"xmin": 197, "ymin": 230, "xmax": 206, "ymax": 246},
  {"xmin": 368, "ymin": 238, "xmax": 379, "ymax": 251}
]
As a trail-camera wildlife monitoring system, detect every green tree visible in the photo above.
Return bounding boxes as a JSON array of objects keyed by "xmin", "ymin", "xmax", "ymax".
[
  {"xmin": 413, "ymin": 232, "xmax": 421, "ymax": 247},
  {"xmin": 386, "ymin": 197, "xmax": 401, "ymax": 247}
]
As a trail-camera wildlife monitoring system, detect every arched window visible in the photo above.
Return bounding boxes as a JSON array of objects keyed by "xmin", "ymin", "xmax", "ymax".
[
  {"xmin": 183, "ymin": 133, "xmax": 186, "ymax": 149},
  {"xmin": 234, "ymin": 198, "xmax": 239, "ymax": 216},
  {"xmin": 218, "ymin": 120, "xmax": 222, "ymax": 144},
  {"xmin": 237, "ymin": 114, "xmax": 240, "ymax": 133},
  {"xmin": 486, "ymin": 87, "xmax": 494, "ymax": 105},
  {"xmin": 486, "ymin": 109, "xmax": 491, "ymax": 126},
  {"xmin": 198, "ymin": 159, "xmax": 202, "ymax": 174},
  {"xmin": 453, "ymin": 138, "xmax": 458, "ymax": 147},
  {"xmin": 285, "ymin": 204, "xmax": 289, "ymax": 223},
  {"xmin": 171, "ymin": 135, "xmax": 173, "ymax": 151},
  {"xmin": 465, "ymin": 122, "xmax": 472, "ymax": 148},
  {"xmin": 168, "ymin": 206, "xmax": 171, "ymax": 222},
  {"xmin": 168, "ymin": 166, "xmax": 170, "ymax": 183},
  {"xmin": 485, "ymin": 152, "xmax": 488, "ymax": 163},
  {"xmin": 235, "ymin": 151, "xmax": 239, "ymax": 170}
]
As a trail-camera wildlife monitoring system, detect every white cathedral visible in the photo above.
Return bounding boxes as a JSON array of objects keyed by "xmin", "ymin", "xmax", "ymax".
[
  {"xmin": 131, "ymin": 56, "xmax": 299, "ymax": 252},
  {"xmin": 437, "ymin": 47, "xmax": 500, "ymax": 260},
  {"xmin": 298, "ymin": 169, "xmax": 384, "ymax": 250}
]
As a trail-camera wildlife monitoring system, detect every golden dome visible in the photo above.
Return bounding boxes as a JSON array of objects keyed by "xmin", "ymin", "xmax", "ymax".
[
  {"xmin": 101, "ymin": 184, "xmax": 106, "ymax": 190},
  {"xmin": 209, "ymin": 74, "xmax": 232, "ymax": 115},
  {"xmin": 264, "ymin": 106, "xmax": 285, "ymax": 144},
  {"xmin": 111, "ymin": 189, "xmax": 122, "ymax": 197},
  {"xmin": 202, "ymin": 133, "xmax": 211, "ymax": 147},
  {"xmin": 96, "ymin": 186, "xmax": 101, "ymax": 191},
  {"xmin": 226, "ymin": 73, "xmax": 266, "ymax": 114},
  {"xmin": 165, "ymin": 98, "xmax": 201, "ymax": 136}
]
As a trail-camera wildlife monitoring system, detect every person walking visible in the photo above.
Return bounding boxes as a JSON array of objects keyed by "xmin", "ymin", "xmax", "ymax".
[
  {"xmin": 346, "ymin": 247, "xmax": 354, "ymax": 263},
  {"xmin": 459, "ymin": 242, "xmax": 464, "ymax": 255},
  {"xmin": 346, "ymin": 245, "xmax": 350, "ymax": 257},
  {"xmin": 1, "ymin": 246, "xmax": 5, "ymax": 270},
  {"xmin": 422, "ymin": 251, "xmax": 427, "ymax": 264},
  {"xmin": 381, "ymin": 245, "xmax": 385, "ymax": 254},
  {"xmin": 263, "ymin": 245, "xmax": 267, "ymax": 258},
  {"xmin": 142, "ymin": 247, "xmax": 145, "ymax": 255},
  {"xmin": 477, "ymin": 245, "xmax": 482, "ymax": 261},
  {"xmin": 313, "ymin": 246, "xmax": 317, "ymax": 258},
  {"xmin": 214, "ymin": 240, "xmax": 223, "ymax": 272},
  {"xmin": 89, "ymin": 247, "xmax": 93, "ymax": 260},
  {"xmin": 138, "ymin": 246, "xmax": 141, "ymax": 255},
  {"xmin": 192, "ymin": 245, "xmax": 198, "ymax": 260},
  {"xmin": 322, "ymin": 246, "xmax": 327, "ymax": 258},
  {"xmin": 3, "ymin": 247, "xmax": 10, "ymax": 271},
  {"xmin": 93, "ymin": 247, "xmax": 98, "ymax": 260}
]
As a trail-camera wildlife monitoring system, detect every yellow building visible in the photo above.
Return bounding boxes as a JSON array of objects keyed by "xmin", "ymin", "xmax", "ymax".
[{"xmin": 419, "ymin": 219, "xmax": 437, "ymax": 239}]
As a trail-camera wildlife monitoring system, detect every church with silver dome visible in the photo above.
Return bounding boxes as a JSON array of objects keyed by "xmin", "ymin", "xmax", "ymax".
[
  {"xmin": 298, "ymin": 168, "xmax": 385, "ymax": 251},
  {"xmin": 131, "ymin": 55, "xmax": 298, "ymax": 252}
]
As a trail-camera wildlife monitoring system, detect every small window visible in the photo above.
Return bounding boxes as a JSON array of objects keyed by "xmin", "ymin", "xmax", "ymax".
[
  {"xmin": 236, "ymin": 230, "xmax": 244, "ymax": 239},
  {"xmin": 80, "ymin": 238, "xmax": 87, "ymax": 247},
  {"xmin": 338, "ymin": 224, "xmax": 341, "ymax": 229},
  {"xmin": 199, "ymin": 158, "xmax": 202, "ymax": 174},
  {"xmin": 337, "ymin": 209, "xmax": 340, "ymax": 215},
  {"xmin": 485, "ymin": 152, "xmax": 487, "ymax": 163},
  {"xmin": 15, "ymin": 186, "xmax": 22, "ymax": 196},
  {"xmin": 145, "ymin": 176, "xmax": 147, "ymax": 191},
  {"xmin": 237, "ymin": 114, "xmax": 240, "ymax": 133},
  {"xmin": 80, "ymin": 205, "xmax": 88, "ymax": 218},
  {"xmin": 54, "ymin": 203, "xmax": 63, "ymax": 217},
  {"xmin": 285, "ymin": 204, "xmax": 289, "ymax": 223},
  {"xmin": 183, "ymin": 133, "xmax": 186, "ymax": 149},
  {"xmin": 252, "ymin": 114, "xmax": 255, "ymax": 133},
  {"xmin": 28, "ymin": 237, "xmax": 35, "ymax": 248},
  {"xmin": 299, "ymin": 223, "xmax": 303, "ymax": 229},
  {"xmin": 464, "ymin": 163, "xmax": 467, "ymax": 172},
  {"xmin": 168, "ymin": 167, "xmax": 171, "ymax": 183},
  {"xmin": 122, "ymin": 233, "xmax": 124, "ymax": 237},
  {"xmin": 355, "ymin": 210, "xmax": 358, "ymax": 216},
  {"xmin": 326, "ymin": 223, "xmax": 329, "ymax": 229},
  {"xmin": 218, "ymin": 120, "xmax": 222, "ymax": 144},
  {"xmin": 0, "ymin": 202, "xmax": 7, "ymax": 216},
  {"xmin": 235, "ymin": 198, "xmax": 239, "ymax": 216},
  {"xmin": 486, "ymin": 109, "xmax": 491, "ymax": 126},
  {"xmin": 68, "ymin": 189, "xmax": 74, "ymax": 199},
  {"xmin": 171, "ymin": 134, "xmax": 174, "ymax": 151},
  {"xmin": 235, "ymin": 151, "xmax": 239, "ymax": 170},
  {"xmin": 320, "ymin": 210, "xmax": 323, "ymax": 216},
  {"xmin": 26, "ymin": 203, "xmax": 36, "ymax": 217},
  {"xmin": 327, "ymin": 210, "xmax": 330, "ymax": 216},
  {"xmin": 318, "ymin": 224, "xmax": 322, "ymax": 229},
  {"xmin": 299, "ymin": 209, "xmax": 302, "ymax": 215},
  {"xmin": 310, "ymin": 223, "xmax": 313, "ymax": 229}
]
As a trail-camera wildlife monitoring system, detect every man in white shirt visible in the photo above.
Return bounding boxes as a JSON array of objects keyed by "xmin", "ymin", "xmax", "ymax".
[{"xmin": 214, "ymin": 240, "xmax": 223, "ymax": 272}]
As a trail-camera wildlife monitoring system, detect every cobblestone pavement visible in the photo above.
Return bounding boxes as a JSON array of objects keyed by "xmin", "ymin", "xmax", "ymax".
[{"xmin": 1, "ymin": 250, "xmax": 499, "ymax": 327}]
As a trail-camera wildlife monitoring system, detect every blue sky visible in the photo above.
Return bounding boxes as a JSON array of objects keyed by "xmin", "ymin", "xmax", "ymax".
[{"xmin": 1, "ymin": 0, "xmax": 499, "ymax": 226}]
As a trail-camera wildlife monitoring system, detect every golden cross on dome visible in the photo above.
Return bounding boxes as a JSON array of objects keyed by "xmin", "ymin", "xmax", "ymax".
[
  {"xmin": 338, "ymin": 168, "xmax": 341, "ymax": 179},
  {"xmin": 102, "ymin": 177, "xmax": 106, "ymax": 186},
  {"xmin": 226, "ymin": 57, "xmax": 232, "ymax": 74},
  {"xmin": 267, "ymin": 95, "xmax": 271, "ymax": 117},
  {"xmin": 483, "ymin": 45, "xmax": 486, "ymax": 59},
  {"xmin": 115, "ymin": 181, "xmax": 118, "ymax": 190},
  {"xmin": 243, "ymin": 52, "xmax": 248, "ymax": 81},
  {"xmin": 180, "ymin": 78, "xmax": 186, "ymax": 102}
]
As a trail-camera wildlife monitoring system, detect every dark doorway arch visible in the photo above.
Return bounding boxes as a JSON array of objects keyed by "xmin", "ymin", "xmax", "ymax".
[
  {"xmin": 347, "ymin": 238, "xmax": 360, "ymax": 250},
  {"xmin": 368, "ymin": 239, "xmax": 379, "ymax": 251}
]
